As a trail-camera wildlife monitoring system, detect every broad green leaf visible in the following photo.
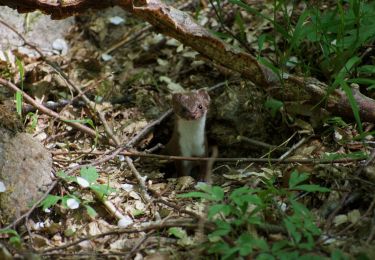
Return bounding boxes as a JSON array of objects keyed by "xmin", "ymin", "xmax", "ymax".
[
  {"xmin": 84, "ymin": 205, "xmax": 98, "ymax": 218},
  {"xmin": 289, "ymin": 171, "xmax": 309, "ymax": 189},
  {"xmin": 208, "ymin": 204, "xmax": 232, "ymax": 219},
  {"xmin": 40, "ymin": 195, "xmax": 61, "ymax": 210},
  {"xmin": 80, "ymin": 166, "xmax": 99, "ymax": 184},
  {"xmin": 0, "ymin": 229, "xmax": 19, "ymax": 236},
  {"xmin": 56, "ymin": 170, "xmax": 75, "ymax": 182},
  {"xmin": 236, "ymin": 234, "xmax": 253, "ymax": 256},
  {"xmin": 90, "ymin": 184, "xmax": 113, "ymax": 198},
  {"xmin": 210, "ymin": 186, "xmax": 225, "ymax": 201},
  {"xmin": 168, "ymin": 227, "xmax": 187, "ymax": 239},
  {"xmin": 264, "ymin": 98, "xmax": 283, "ymax": 117}
]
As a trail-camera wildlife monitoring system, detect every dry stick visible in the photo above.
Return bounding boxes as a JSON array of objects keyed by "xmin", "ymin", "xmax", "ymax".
[
  {"xmin": 237, "ymin": 135, "xmax": 283, "ymax": 150},
  {"xmin": 52, "ymin": 150, "xmax": 367, "ymax": 164},
  {"xmin": 279, "ymin": 137, "xmax": 309, "ymax": 160},
  {"xmin": 354, "ymin": 148, "xmax": 375, "ymax": 175},
  {"xmin": 0, "ymin": 78, "xmax": 100, "ymax": 141},
  {"xmin": 124, "ymin": 231, "xmax": 154, "ymax": 260},
  {"xmin": 323, "ymin": 192, "xmax": 350, "ymax": 231},
  {"xmin": 155, "ymin": 199, "xmax": 203, "ymax": 220},
  {"xmin": 124, "ymin": 156, "xmax": 161, "ymax": 221},
  {"xmin": 124, "ymin": 109, "xmax": 173, "ymax": 148},
  {"xmin": 335, "ymin": 196, "xmax": 375, "ymax": 237},
  {"xmin": 40, "ymin": 218, "xmax": 197, "ymax": 253}
]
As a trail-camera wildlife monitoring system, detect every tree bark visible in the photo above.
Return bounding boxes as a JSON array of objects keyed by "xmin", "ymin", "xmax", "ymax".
[{"xmin": 1, "ymin": 0, "xmax": 374, "ymax": 122}]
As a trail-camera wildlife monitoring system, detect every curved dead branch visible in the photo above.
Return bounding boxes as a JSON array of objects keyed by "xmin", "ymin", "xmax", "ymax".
[{"xmin": 1, "ymin": 0, "xmax": 374, "ymax": 121}]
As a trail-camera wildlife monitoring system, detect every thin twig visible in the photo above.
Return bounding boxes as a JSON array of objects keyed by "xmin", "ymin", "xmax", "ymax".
[
  {"xmin": 0, "ymin": 78, "xmax": 105, "ymax": 143},
  {"xmin": 124, "ymin": 231, "xmax": 154, "ymax": 260},
  {"xmin": 40, "ymin": 218, "xmax": 197, "ymax": 253},
  {"xmin": 124, "ymin": 156, "xmax": 161, "ymax": 221},
  {"xmin": 279, "ymin": 137, "xmax": 309, "ymax": 160},
  {"xmin": 124, "ymin": 109, "xmax": 173, "ymax": 148},
  {"xmin": 52, "ymin": 150, "xmax": 367, "ymax": 164}
]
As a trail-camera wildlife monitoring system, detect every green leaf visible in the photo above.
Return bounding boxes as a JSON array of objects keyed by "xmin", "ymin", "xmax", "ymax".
[
  {"xmin": 290, "ymin": 9, "xmax": 311, "ymax": 50},
  {"xmin": 209, "ymin": 220, "xmax": 231, "ymax": 237},
  {"xmin": 208, "ymin": 204, "xmax": 232, "ymax": 219},
  {"xmin": 132, "ymin": 209, "xmax": 145, "ymax": 217},
  {"xmin": 195, "ymin": 182, "xmax": 211, "ymax": 193},
  {"xmin": 331, "ymin": 249, "xmax": 349, "ymax": 260},
  {"xmin": 340, "ymin": 81, "xmax": 363, "ymax": 134},
  {"xmin": 332, "ymin": 56, "xmax": 361, "ymax": 90},
  {"xmin": 211, "ymin": 186, "xmax": 225, "ymax": 201},
  {"xmin": 289, "ymin": 171, "xmax": 309, "ymax": 189},
  {"xmin": 15, "ymin": 58, "xmax": 24, "ymax": 117},
  {"xmin": 293, "ymin": 184, "xmax": 330, "ymax": 193},
  {"xmin": 9, "ymin": 235, "xmax": 22, "ymax": 247},
  {"xmin": 90, "ymin": 184, "xmax": 113, "ymax": 198},
  {"xmin": 56, "ymin": 170, "xmax": 76, "ymax": 182},
  {"xmin": 84, "ymin": 205, "xmax": 98, "ymax": 218},
  {"xmin": 178, "ymin": 185, "xmax": 224, "ymax": 201},
  {"xmin": 347, "ymin": 78, "xmax": 375, "ymax": 85},
  {"xmin": 264, "ymin": 98, "xmax": 283, "ymax": 117},
  {"xmin": 168, "ymin": 227, "xmax": 187, "ymax": 239},
  {"xmin": 357, "ymin": 65, "xmax": 375, "ymax": 74},
  {"xmin": 15, "ymin": 91, "xmax": 23, "ymax": 116},
  {"xmin": 80, "ymin": 166, "xmax": 99, "ymax": 184},
  {"xmin": 271, "ymin": 240, "xmax": 288, "ymax": 252},
  {"xmin": 236, "ymin": 234, "xmax": 253, "ymax": 256},
  {"xmin": 40, "ymin": 195, "xmax": 61, "ymax": 210},
  {"xmin": 0, "ymin": 229, "xmax": 19, "ymax": 236}
]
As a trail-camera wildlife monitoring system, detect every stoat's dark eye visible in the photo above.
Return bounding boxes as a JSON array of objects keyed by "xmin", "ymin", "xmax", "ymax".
[{"xmin": 198, "ymin": 105, "xmax": 203, "ymax": 109}]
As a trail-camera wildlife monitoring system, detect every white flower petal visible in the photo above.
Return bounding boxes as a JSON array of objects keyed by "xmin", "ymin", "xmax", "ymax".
[
  {"xmin": 101, "ymin": 53, "xmax": 113, "ymax": 61},
  {"xmin": 121, "ymin": 184, "xmax": 134, "ymax": 192},
  {"xmin": 0, "ymin": 181, "xmax": 6, "ymax": 192},
  {"xmin": 67, "ymin": 198, "xmax": 80, "ymax": 209},
  {"xmin": 77, "ymin": 177, "xmax": 90, "ymax": 188},
  {"xmin": 118, "ymin": 216, "xmax": 133, "ymax": 228},
  {"xmin": 109, "ymin": 16, "xmax": 125, "ymax": 25}
]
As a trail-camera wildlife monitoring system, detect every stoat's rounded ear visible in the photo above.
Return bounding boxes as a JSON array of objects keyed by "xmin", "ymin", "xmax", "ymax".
[{"xmin": 198, "ymin": 89, "xmax": 210, "ymax": 102}]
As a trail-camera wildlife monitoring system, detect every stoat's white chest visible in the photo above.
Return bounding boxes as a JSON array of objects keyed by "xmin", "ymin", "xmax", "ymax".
[{"xmin": 177, "ymin": 114, "xmax": 206, "ymax": 158}]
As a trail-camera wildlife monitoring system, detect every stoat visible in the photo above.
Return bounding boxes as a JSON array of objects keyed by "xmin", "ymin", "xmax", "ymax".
[{"xmin": 165, "ymin": 89, "xmax": 210, "ymax": 179}]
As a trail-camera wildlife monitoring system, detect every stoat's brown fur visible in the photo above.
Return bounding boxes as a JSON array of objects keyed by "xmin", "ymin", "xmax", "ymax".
[{"xmin": 164, "ymin": 89, "xmax": 210, "ymax": 179}]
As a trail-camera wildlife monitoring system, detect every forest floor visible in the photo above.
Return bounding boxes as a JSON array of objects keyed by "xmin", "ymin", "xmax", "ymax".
[{"xmin": 0, "ymin": 1, "xmax": 374, "ymax": 259}]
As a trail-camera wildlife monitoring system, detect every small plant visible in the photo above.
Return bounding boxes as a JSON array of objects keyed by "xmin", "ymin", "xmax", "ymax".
[
  {"xmin": 0, "ymin": 229, "xmax": 22, "ymax": 248},
  {"xmin": 178, "ymin": 171, "xmax": 331, "ymax": 259},
  {"xmin": 40, "ymin": 166, "xmax": 115, "ymax": 218}
]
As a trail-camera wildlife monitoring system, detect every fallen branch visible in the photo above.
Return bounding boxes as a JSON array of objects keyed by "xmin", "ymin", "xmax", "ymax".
[
  {"xmin": 52, "ymin": 149, "xmax": 367, "ymax": 164},
  {"xmin": 0, "ymin": 78, "xmax": 106, "ymax": 143},
  {"xmin": 40, "ymin": 218, "xmax": 197, "ymax": 253}
]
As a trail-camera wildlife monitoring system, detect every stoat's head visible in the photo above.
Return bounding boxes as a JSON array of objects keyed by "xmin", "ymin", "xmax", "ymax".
[{"xmin": 172, "ymin": 89, "xmax": 210, "ymax": 120}]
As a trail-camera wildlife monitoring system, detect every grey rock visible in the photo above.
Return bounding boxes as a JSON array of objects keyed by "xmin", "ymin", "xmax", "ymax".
[{"xmin": 0, "ymin": 128, "xmax": 52, "ymax": 225}]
